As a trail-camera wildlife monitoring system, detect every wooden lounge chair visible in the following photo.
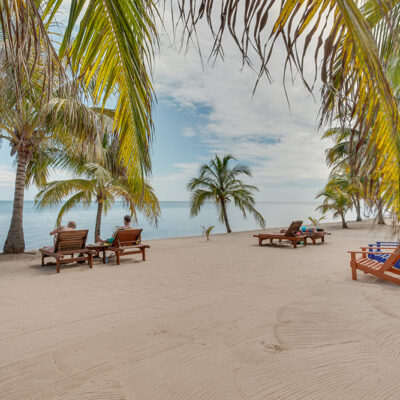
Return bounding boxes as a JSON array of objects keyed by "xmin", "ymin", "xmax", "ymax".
[
  {"xmin": 349, "ymin": 245, "xmax": 400, "ymax": 285},
  {"xmin": 40, "ymin": 230, "xmax": 93, "ymax": 273},
  {"xmin": 253, "ymin": 220, "xmax": 306, "ymax": 248},
  {"xmin": 107, "ymin": 229, "xmax": 150, "ymax": 265}
]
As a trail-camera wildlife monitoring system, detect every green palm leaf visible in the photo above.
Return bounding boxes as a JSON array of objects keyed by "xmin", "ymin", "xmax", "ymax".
[{"xmin": 44, "ymin": 0, "xmax": 158, "ymax": 181}]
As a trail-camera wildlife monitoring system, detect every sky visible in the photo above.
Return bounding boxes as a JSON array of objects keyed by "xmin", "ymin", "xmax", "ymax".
[{"xmin": 0, "ymin": 5, "xmax": 331, "ymax": 202}]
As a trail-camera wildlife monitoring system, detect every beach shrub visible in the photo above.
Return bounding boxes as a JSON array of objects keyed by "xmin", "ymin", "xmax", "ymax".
[
  {"xmin": 308, "ymin": 216, "xmax": 326, "ymax": 228},
  {"xmin": 202, "ymin": 225, "xmax": 215, "ymax": 240}
]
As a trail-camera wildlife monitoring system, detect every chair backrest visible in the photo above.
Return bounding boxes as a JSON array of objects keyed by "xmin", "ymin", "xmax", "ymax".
[
  {"xmin": 55, "ymin": 230, "xmax": 88, "ymax": 252},
  {"xmin": 113, "ymin": 229, "xmax": 142, "ymax": 248},
  {"xmin": 284, "ymin": 220, "xmax": 303, "ymax": 237},
  {"xmin": 382, "ymin": 246, "xmax": 400, "ymax": 271}
]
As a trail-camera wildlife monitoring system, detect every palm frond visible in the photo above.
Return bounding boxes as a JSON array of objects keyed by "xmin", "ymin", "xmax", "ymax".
[
  {"xmin": 45, "ymin": 0, "xmax": 159, "ymax": 181},
  {"xmin": 35, "ymin": 178, "xmax": 95, "ymax": 208},
  {"xmin": 55, "ymin": 190, "xmax": 93, "ymax": 227}
]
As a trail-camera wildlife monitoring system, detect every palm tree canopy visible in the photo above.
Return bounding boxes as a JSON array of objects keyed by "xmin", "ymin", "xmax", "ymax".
[
  {"xmin": 35, "ymin": 136, "xmax": 161, "ymax": 227},
  {"xmin": 187, "ymin": 154, "xmax": 266, "ymax": 228},
  {"xmin": 316, "ymin": 183, "xmax": 353, "ymax": 218}
]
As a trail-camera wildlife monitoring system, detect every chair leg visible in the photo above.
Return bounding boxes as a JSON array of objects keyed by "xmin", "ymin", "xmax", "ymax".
[
  {"xmin": 258, "ymin": 238, "xmax": 262, "ymax": 246},
  {"xmin": 116, "ymin": 252, "xmax": 120, "ymax": 265},
  {"xmin": 56, "ymin": 259, "xmax": 60, "ymax": 273},
  {"xmin": 41, "ymin": 254, "xmax": 44, "ymax": 266},
  {"xmin": 89, "ymin": 254, "xmax": 93, "ymax": 269},
  {"xmin": 142, "ymin": 248, "xmax": 146, "ymax": 261},
  {"xmin": 351, "ymin": 265, "xmax": 357, "ymax": 280},
  {"xmin": 293, "ymin": 240, "xmax": 297, "ymax": 248}
]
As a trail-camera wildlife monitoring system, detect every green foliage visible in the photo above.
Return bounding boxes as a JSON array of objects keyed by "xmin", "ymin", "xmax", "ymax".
[
  {"xmin": 187, "ymin": 154, "xmax": 265, "ymax": 233},
  {"xmin": 202, "ymin": 225, "xmax": 215, "ymax": 240},
  {"xmin": 308, "ymin": 216, "xmax": 326, "ymax": 227},
  {"xmin": 35, "ymin": 135, "xmax": 160, "ymax": 229},
  {"xmin": 316, "ymin": 182, "xmax": 353, "ymax": 228}
]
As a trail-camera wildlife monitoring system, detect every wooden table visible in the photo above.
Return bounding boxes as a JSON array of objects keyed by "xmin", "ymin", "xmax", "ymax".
[{"xmin": 87, "ymin": 244, "xmax": 107, "ymax": 264}]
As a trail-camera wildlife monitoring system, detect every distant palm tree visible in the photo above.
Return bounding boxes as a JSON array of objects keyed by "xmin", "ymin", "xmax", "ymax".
[
  {"xmin": 316, "ymin": 184, "xmax": 353, "ymax": 229},
  {"xmin": 35, "ymin": 138, "xmax": 160, "ymax": 242},
  {"xmin": 187, "ymin": 155, "xmax": 265, "ymax": 233},
  {"xmin": 322, "ymin": 127, "xmax": 365, "ymax": 222}
]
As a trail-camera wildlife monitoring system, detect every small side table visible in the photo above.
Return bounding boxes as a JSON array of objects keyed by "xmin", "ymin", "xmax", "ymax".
[{"xmin": 87, "ymin": 244, "xmax": 107, "ymax": 264}]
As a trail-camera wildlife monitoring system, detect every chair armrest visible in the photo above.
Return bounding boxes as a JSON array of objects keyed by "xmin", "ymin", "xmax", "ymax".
[
  {"xmin": 40, "ymin": 249, "xmax": 62, "ymax": 258},
  {"xmin": 362, "ymin": 247, "xmax": 398, "ymax": 250},
  {"xmin": 348, "ymin": 251, "xmax": 395, "ymax": 255}
]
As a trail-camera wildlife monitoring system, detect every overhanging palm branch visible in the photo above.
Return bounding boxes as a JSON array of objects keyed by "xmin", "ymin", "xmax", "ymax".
[
  {"xmin": 175, "ymin": 0, "xmax": 400, "ymax": 223},
  {"xmin": 42, "ymin": 0, "xmax": 158, "ymax": 181}
]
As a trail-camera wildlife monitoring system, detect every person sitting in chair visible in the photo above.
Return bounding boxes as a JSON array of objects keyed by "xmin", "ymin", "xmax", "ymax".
[
  {"xmin": 96, "ymin": 215, "xmax": 132, "ymax": 244},
  {"xmin": 50, "ymin": 221, "xmax": 76, "ymax": 244}
]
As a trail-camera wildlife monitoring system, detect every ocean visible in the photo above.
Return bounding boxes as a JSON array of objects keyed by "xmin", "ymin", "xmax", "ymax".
[{"xmin": 0, "ymin": 201, "xmax": 349, "ymax": 250}]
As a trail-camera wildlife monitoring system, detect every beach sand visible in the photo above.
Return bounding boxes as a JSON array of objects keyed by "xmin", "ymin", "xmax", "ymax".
[{"xmin": 1, "ymin": 220, "xmax": 399, "ymax": 399}]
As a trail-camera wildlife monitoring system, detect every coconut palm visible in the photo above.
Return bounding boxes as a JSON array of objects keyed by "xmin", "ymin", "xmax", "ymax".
[
  {"xmin": 322, "ymin": 128, "xmax": 366, "ymax": 222},
  {"xmin": 316, "ymin": 184, "xmax": 353, "ymax": 229},
  {"xmin": 0, "ymin": 56, "xmax": 104, "ymax": 253},
  {"xmin": 187, "ymin": 155, "xmax": 265, "ymax": 233},
  {"xmin": 175, "ymin": 0, "xmax": 400, "ymax": 224},
  {"xmin": 35, "ymin": 138, "xmax": 160, "ymax": 242}
]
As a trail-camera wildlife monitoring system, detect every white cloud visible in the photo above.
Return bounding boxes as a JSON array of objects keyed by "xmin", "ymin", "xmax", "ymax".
[
  {"xmin": 152, "ymin": 14, "xmax": 330, "ymax": 201},
  {"xmin": 152, "ymin": 162, "xmax": 201, "ymax": 200},
  {"xmin": 181, "ymin": 127, "xmax": 197, "ymax": 137}
]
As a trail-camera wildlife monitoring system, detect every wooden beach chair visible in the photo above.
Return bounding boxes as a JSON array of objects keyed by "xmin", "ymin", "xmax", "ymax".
[
  {"xmin": 253, "ymin": 220, "xmax": 306, "ymax": 248},
  {"xmin": 349, "ymin": 245, "xmax": 400, "ymax": 285},
  {"xmin": 39, "ymin": 230, "xmax": 93, "ymax": 273},
  {"xmin": 107, "ymin": 229, "xmax": 150, "ymax": 265}
]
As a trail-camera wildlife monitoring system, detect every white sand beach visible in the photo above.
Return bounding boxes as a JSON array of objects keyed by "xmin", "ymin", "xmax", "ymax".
[{"xmin": 1, "ymin": 221, "xmax": 399, "ymax": 399}]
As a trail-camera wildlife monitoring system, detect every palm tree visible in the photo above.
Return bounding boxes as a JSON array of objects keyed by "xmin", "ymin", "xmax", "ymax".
[
  {"xmin": 0, "ymin": 58, "xmax": 103, "ymax": 253},
  {"xmin": 316, "ymin": 184, "xmax": 353, "ymax": 229},
  {"xmin": 322, "ymin": 128, "xmax": 366, "ymax": 222},
  {"xmin": 187, "ymin": 155, "xmax": 265, "ymax": 233},
  {"xmin": 175, "ymin": 1, "xmax": 400, "ymax": 225},
  {"xmin": 35, "ymin": 138, "xmax": 160, "ymax": 242}
]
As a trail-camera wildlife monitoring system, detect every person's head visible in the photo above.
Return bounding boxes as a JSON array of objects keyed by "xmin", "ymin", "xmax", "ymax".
[
  {"xmin": 67, "ymin": 221, "xmax": 76, "ymax": 229},
  {"xmin": 123, "ymin": 215, "xmax": 131, "ymax": 225}
]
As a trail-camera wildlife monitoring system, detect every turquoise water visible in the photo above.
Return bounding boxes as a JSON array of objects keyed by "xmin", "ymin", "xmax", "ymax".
[{"xmin": 0, "ymin": 201, "xmax": 345, "ymax": 250}]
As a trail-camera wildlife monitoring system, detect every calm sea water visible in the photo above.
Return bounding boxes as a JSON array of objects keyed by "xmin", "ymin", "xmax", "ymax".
[{"xmin": 0, "ymin": 201, "xmax": 351, "ymax": 250}]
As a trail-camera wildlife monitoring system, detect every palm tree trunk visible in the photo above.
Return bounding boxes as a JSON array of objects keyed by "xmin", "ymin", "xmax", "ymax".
[
  {"xmin": 377, "ymin": 198, "xmax": 385, "ymax": 225},
  {"xmin": 95, "ymin": 201, "xmax": 103, "ymax": 241},
  {"xmin": 221, "ymin": 200, "xmax": 232, "ymax": 233},
  {"xmin": 355, "ymin": 195, "xmax": 362, "ymax": 222},
  {"xmin": 340, "ymin": 213, "xmax": 348, "ymax": 229},
  {"xmin": 3, "ymin": 150, "xmax": 28, "ymax": 253}
]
